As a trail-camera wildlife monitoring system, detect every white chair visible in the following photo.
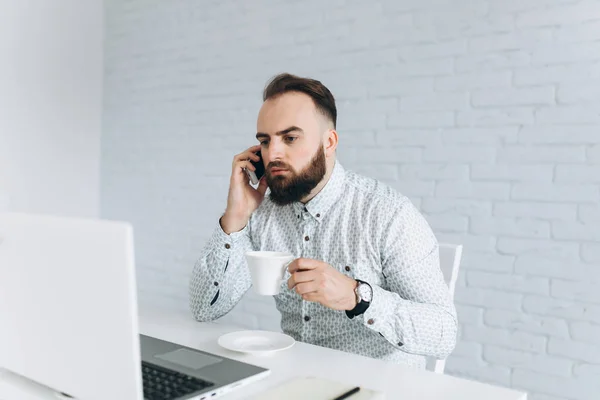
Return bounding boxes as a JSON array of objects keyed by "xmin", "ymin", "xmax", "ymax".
[{"xmin": 426, "ymin": 242, "xmax": 463, "ymax": 374}]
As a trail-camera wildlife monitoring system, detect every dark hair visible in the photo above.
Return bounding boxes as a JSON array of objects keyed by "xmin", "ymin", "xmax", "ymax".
[{"xmin": 263, "ymin": 73, "xmax": 337, "ymax": 128}]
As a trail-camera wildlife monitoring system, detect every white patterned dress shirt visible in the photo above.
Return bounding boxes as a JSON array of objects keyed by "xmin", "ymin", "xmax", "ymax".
[{"xmin": 189, "ymin": 161, "xmax": 457, "ymax": 368}]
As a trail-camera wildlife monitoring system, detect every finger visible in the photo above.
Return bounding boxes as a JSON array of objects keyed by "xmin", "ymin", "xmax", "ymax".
[
  {"xmin": 231, "ymin": 160, "xmax": 257, "ymax": 186},
  {"xmin": 256, "ymin": 176, "xmax": 268, "ymax": 196},
  {"xmin": 295, "ymin": 282, "xmax": 318, "ymax": 295},
  {"xmin": 287, "ymin": 275, "xmax": 295, "ymax": 290},
  {"xmin": 288, "ymin": 258, "xmax": 319, "ymax": 274},
  {"xmin": 234, "ymin": 160, "xmax": 255, "ymax": 172},
  {"xmin": 233, "ymin": 145, "xmax": 261, "ymax": 163},
  {"xmin": 301, "ymin": 292, "xmax": 320, "ymax": 302},
  {"xmin": 233, "ymin": 152, "xmax": 260, "ymax": 165},
  {"xmin": 291, "ymin": 270, "xmax": 316, "ymax": 286},
  {"xmin": 287, "ymin": 270, "xmax": 315, "ymax": 290}
]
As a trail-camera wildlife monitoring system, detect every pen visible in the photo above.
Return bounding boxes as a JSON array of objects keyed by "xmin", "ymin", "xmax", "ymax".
[{"xmin": 332, "ymin": 386, "xmax": 360, "ymax": 400}]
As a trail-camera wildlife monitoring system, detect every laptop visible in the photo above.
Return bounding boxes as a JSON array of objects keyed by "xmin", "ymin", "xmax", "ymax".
[{"xmin": 0, "ymin": 212, "xmax": 270, "ymax": 400}]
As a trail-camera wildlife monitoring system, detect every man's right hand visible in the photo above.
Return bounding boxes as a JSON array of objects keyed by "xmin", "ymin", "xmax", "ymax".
[{"xmin": 220, "ymin": 145, "xmax": 269, "ymax": 234}]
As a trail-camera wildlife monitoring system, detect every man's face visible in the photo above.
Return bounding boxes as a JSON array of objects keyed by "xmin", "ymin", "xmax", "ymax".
[{"xmin": 256, "ymin": 92, "xmax": 327, "ymax": 205}]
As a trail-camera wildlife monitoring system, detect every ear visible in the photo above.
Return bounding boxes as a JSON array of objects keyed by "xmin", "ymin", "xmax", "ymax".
[{"xmin": 323, "ymin": 128, "xmax": 338, "ymax": 157}]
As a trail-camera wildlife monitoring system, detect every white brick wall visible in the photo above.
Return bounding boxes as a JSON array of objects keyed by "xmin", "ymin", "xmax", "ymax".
[
  {"xmin": 102, "ymin": 1, "xmax": 600, "ymax": 399},
  {"xmin": 1, "ymin": 0, "xmax": 103, "ymax": 218}
]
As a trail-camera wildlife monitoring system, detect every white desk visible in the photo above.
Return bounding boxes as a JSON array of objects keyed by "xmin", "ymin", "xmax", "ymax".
[
  {"xmin": 138, "ymin": 306, "xmax": 527, "ymax": 400},
  {"xmin": 0, "ymin": 306, "xmax": 527, "ymax": 400}
]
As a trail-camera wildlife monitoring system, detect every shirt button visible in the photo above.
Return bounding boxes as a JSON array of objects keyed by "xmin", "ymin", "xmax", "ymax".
[
  {"xmin": 304, "ymin": 236, "xmax": 310, "ymax": 241},
  {"xmin": 367, "ymin": 318, "xmax": 375, "ymax": 325},
  {"xmin": 304, "ymin": 315, "xmax": 311, "ymax": 322},
  {"xmin": 316, "ymin": 213, "xmax": 321, "ymax": 218},
  {"xmin": 345, "ymin": 266, "xmax": 351, "ymax": 272},
  {"xmin": 214, "ymin": 282, "xmax": 219, "ymax": 286},
  {"xmin": 224, "ymin": 243, "xmax": 231, "ymax": 249}
]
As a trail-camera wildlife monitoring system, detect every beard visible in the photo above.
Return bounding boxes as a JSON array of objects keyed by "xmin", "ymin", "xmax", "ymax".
[{"xmin": 266, "ymin": 146, "xmax": 327, "ymax": 206}]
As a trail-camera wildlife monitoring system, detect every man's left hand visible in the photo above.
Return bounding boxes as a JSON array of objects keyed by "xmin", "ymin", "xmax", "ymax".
[{"xmin": 287, "ymin": 258, "xmax": 358, "ymax": 311}]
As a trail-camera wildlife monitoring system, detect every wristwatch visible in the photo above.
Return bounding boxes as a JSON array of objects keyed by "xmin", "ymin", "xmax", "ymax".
[
  {"xmin": 345, "ymin": 279, "xmax": 372, "ymax": 319},
  {"xmin": 356, "ymin": 279, "xmax": 373, "ymax": 303}
]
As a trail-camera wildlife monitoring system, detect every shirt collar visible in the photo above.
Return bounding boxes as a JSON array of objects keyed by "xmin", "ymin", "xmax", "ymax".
[{"xmin": 292, "ymin": 160, "xmax": 345, "ymax": 222}]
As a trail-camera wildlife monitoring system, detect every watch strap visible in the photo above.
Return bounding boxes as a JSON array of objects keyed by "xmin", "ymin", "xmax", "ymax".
[{"xmin": 345, "ymin": 280, "xmax": 371, "ymax": 319}]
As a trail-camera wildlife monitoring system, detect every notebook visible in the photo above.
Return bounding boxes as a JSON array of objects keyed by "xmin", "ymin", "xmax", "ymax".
[{"xmin": 251, "ymin": 376, "xmax": 385, "ymax": 400}]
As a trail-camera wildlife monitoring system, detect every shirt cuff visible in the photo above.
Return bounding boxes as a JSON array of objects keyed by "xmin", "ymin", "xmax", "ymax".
[
  {"xmin": 362, "ymin": 284, "xmax": 405, "ymax": 347},
  {"xmin": 206, "ymin": 219, "xmax": 250, "ymax": 274},
  {"xmin": 210, "ymin": 218, "xmax": 249, "ymax": 250}
]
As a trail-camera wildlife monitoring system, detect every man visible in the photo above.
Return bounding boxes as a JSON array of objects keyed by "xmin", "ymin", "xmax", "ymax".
[{"xmin": 189, "ymin": 73, "xmax": 457, "ymax": 369}]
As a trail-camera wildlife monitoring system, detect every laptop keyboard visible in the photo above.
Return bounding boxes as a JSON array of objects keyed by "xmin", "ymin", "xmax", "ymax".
[{"xmin": 142, "ymin": 361, "xmax": 214, "ymax": 400}]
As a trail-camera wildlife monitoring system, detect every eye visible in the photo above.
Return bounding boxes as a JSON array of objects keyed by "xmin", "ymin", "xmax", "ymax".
[
  {"xmin": 259, "ymin": 140, "xmax": 269, "ymax": 146},
  {"xmin": 285, "ymin": 136, "xmax": 297, "ymax": 143}
]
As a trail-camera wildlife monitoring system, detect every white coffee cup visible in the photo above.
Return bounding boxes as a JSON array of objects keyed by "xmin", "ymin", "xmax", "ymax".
[{"xmin": 245, "ymin": 251, "xmax": 295, "ymax": 295}]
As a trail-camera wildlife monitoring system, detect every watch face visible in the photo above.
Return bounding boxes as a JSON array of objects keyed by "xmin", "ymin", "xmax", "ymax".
[{"xmin": 358, "ymin": 282, "xmax": 372, "ymax": 302}]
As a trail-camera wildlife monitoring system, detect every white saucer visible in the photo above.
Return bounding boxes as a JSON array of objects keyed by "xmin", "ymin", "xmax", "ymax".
[{"xmin": 217, "ymin": 330, "xmax": 295, "ymax": 355}]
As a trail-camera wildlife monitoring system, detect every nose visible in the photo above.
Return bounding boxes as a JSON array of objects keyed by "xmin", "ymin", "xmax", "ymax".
[{"xmin": 264, "ymin": 138, "xmax": 285, "ymax": 163}]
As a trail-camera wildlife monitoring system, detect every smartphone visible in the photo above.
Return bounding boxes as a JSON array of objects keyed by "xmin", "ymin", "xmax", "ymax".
[{"xmin": 245, "ymin": 151, "xmax": 265, "ymax": 185}]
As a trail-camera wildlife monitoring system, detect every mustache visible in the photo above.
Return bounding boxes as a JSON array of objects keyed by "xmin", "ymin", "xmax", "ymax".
[{"xmin": 267, "ymin": 161, "xmax": 290, "ymax": 170}]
